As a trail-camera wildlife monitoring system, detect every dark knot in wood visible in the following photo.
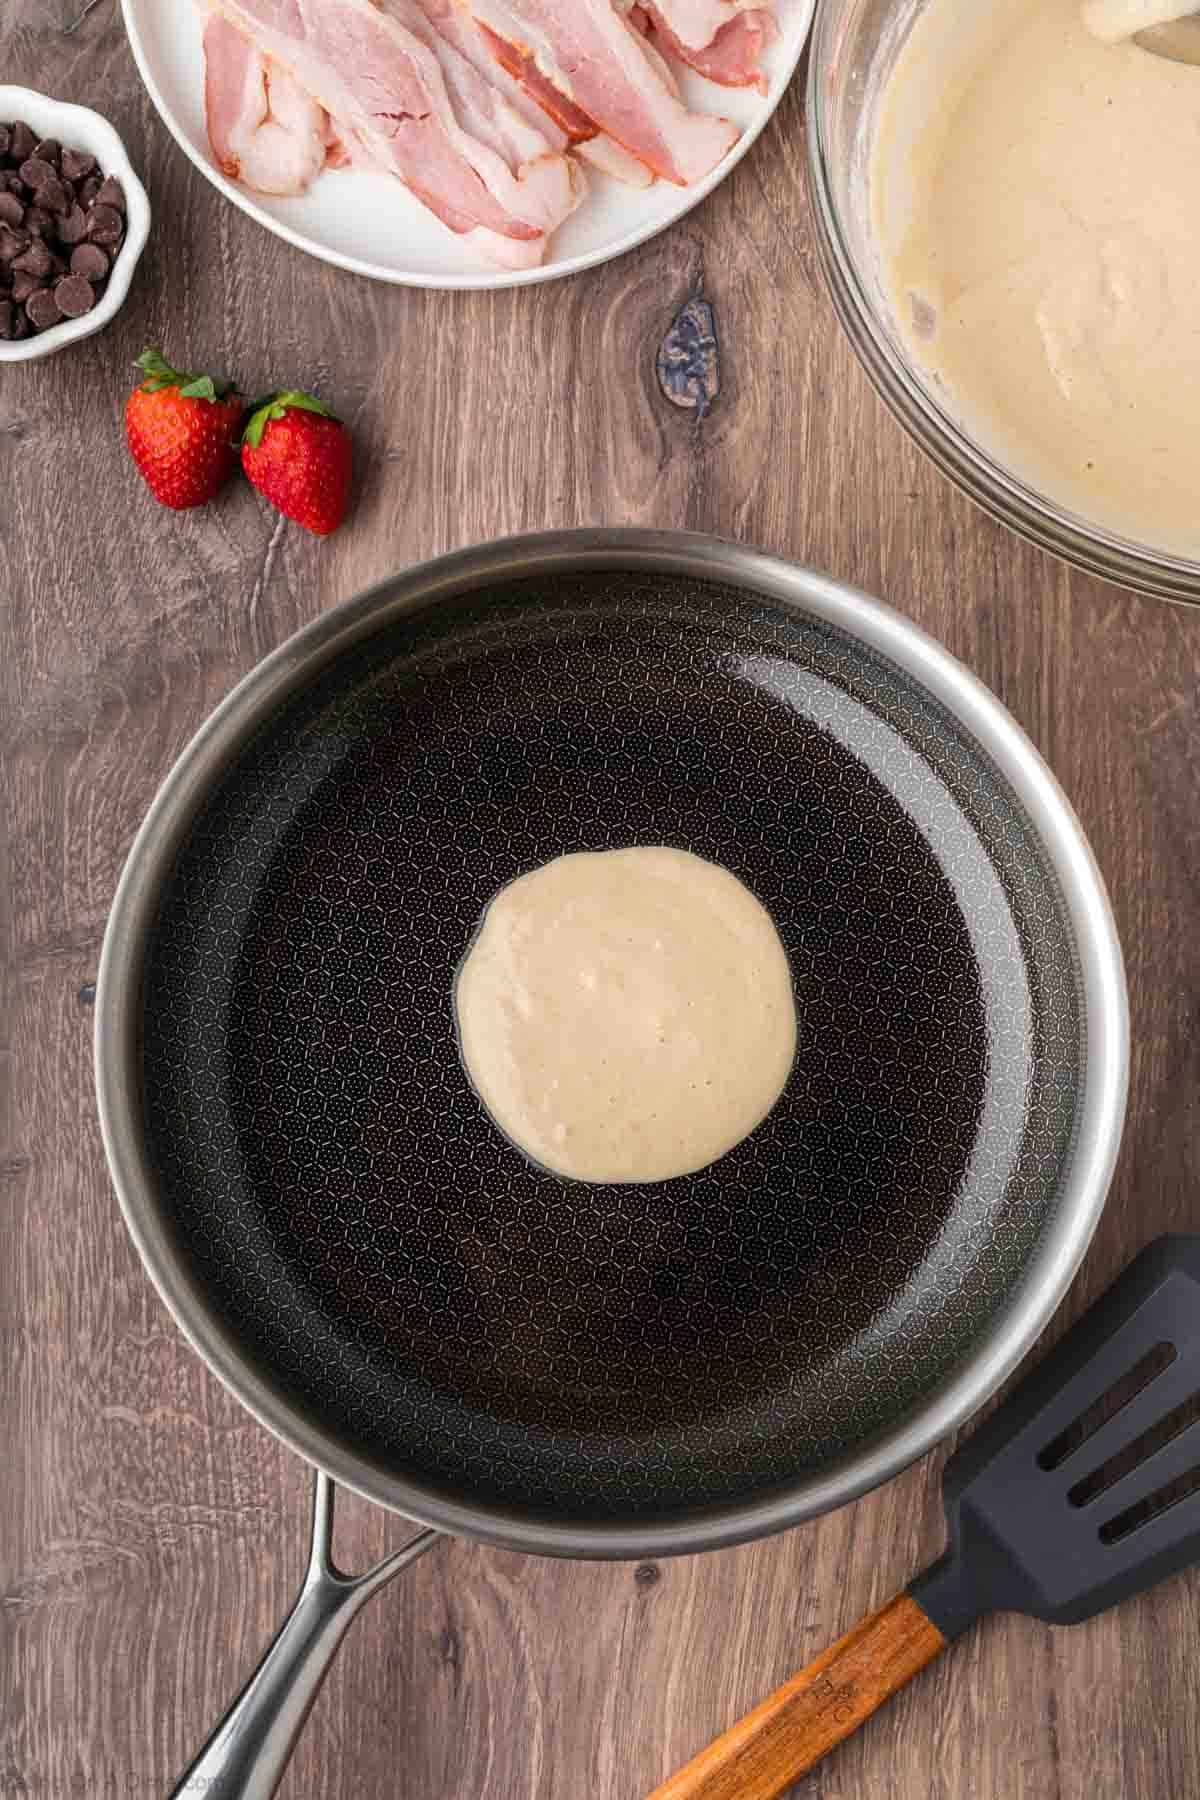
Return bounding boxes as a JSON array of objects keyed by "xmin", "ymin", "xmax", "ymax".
[
  {"xmin": 656, "ymin": 297, "xmax": 720, "ymax": 419},
  {"xmin": 436, "ymin": 1623, "xmax": 462, "ymax": 1673}
]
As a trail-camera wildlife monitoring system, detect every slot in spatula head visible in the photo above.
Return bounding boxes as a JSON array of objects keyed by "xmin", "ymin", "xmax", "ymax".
[{"xmin": 912, "ymin": 1236, "xmax": 1200, "ymax": 1635}]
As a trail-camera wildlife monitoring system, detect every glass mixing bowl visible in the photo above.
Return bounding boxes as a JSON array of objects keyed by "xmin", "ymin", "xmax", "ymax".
[{"xmin": 805, "ymin": 0, "xmax": 1200, "ymax": 605}]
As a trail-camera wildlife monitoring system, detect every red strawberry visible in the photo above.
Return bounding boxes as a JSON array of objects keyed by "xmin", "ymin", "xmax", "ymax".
[
  {"xmin": 125, "ymin": 347, "xmax": 242, "ymax": 511},
  {"xmin": 240, "ymin": 390, "xmax": 352, "ymax": 537}
]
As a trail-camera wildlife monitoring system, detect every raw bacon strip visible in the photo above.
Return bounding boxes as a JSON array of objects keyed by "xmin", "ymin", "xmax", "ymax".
[
  {"xmin": 638, "ymin": 0, "xmax": 771, "ymax": 52},
  {"xmin": 207, "ymin": 0, "xmax": 557, "ymax": 268},
  {"xmin": 406, "ymin": 0, "xmax": 652, "ymax": 185},
  {"xmin": 638, "ymin": 4, "xmax": 778, "ymax": 94},
  {"xmin": 575, "ymin": 135, "xmax": 654, "ymax": 189},
  {"xmin": 204, "ymin": 13, "xmax": 332, "ymax": 196},
  {"xmin": 404, "ymin": 0, "xmax": 565, "ymax": 149},
  {"xmin": 475, "ymin": 20, "xmax": 601, "ymax": 143},
  {"xmin": 460, "ymin": 0, "xmax": 741, "ymax": 186},
  {"xmin": 381, "ymin": 0, "xmax": 583, "ymax": 234}
]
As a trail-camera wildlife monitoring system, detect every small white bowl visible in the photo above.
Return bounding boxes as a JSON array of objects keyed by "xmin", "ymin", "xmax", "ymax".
[{"xmin": 0, "ymin": 84, "xmax": 150, "ymax": 365}]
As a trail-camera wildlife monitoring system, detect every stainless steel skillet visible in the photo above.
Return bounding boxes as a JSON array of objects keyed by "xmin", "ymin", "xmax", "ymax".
[{"xmin": 94, "ymin": 530, "xmax": 1127, "ymax": 1797}]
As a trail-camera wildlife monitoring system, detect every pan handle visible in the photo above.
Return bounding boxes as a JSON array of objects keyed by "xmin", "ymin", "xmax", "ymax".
[
  {"xmin": 645, "ymin": 1592, "xmax": 946, "ymax": 1800},
  {"xmin": 168, "ymin": 1471, "xmax": 440, "ymax": 1800}
]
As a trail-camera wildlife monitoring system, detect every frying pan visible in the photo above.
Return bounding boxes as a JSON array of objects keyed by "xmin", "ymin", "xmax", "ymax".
[{"xmin": 94, "ymin": 530, "xmax": 1127, "ymax": 1796}]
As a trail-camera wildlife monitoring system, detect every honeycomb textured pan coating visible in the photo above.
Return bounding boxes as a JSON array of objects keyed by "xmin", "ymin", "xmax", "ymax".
[{"xmin": 141, "ymin": 572, "xmax": 1084, "ymax": 1524}]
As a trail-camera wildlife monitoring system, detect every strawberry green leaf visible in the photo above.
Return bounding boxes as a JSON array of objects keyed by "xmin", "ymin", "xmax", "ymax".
[
  {"xmin": 134, "ymin": 346, "xmax": 178, "ymax": 382},
  {"xmin": 241, "ymin": 401, "xmax": 281, "ymax": 452},
  {"xmin": 241, "ymin": 389, "xmax": 337, "ymax": 450},
  {"xmin": 134, "ymin": 346, "xmax": 233, "ymax": 402},
  {"xmin": 271, "ymin": 390, "xmax": 335, "ymax": 418}
]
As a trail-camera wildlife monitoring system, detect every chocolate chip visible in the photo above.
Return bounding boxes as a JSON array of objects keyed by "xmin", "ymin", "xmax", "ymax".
[
  {"xmin": 11, "ymin": 269, "xmax": 46, "ymax": 304},
  {"xmin": 70, "ymin": 241, "xmax": 108, "ymax": 281},
  {"xmin": 0, "ymin": 130, "xmax": 129, "ymax": 336},
  {"xmin": 88, "ymin": 204, "xmax": 123, "ymax": 246},
  {"xmin": 93, "ymin": 176, "xmax": 125, "ymax": 214},
  {"xmin": 39, "ymin": 175, "xmax": 70, "ymax": 215},
  {"xmin": 12, "ymin": 238, "xmax": 52, "ymax": 279},
  {"xmin": 18, "ymin": 156, "xmax": 56, "ymax": 192},
  {"xmin": 53, "ymin": 273, "xmax": 94, "ymax": 318},
  {"xmin": 60, "ymin": 145, "xmax": 96, "ymax": 184},
  {"xmin": 56, "ymin": 202, "xmax": 87, "ymax": 244},
  {"xmin": 24, "ymin": 285, "xmax": 62, "ymax": 331},
  {"xmin": 8, "ymin": 122, "xmax": 35, "ymax": 165},
  {"xmin": 0, "ymin": 221, "xmax": 28, "ymax": 261}
]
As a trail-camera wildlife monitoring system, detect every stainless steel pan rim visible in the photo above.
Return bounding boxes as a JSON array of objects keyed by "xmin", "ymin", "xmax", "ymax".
[{"xmin": 95, "ymin": 528, "xmax": 1129, "ymax": 1559}]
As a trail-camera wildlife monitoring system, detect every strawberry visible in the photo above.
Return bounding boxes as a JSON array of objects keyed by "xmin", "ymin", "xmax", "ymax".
[
  {"xmin": 240, "ymin": 390, "xmax": 352, "ymax": 537},
  {"xmin": 125, "ymin": 347, "xmax": 243, "ymax": 511}
]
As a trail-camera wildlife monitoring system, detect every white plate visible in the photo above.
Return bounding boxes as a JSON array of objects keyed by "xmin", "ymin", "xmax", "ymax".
[{"xmin": 120, "ymin": 1, "xmax": 814, "ymax": 290}]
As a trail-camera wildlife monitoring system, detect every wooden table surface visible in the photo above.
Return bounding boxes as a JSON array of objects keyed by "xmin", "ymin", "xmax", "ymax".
[{"xmin": 5, "ymin": 7, "xmax": 1200, "ymax": 1799}]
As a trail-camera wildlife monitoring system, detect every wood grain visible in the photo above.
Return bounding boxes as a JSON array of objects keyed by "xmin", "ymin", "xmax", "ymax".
[
  {"xmin": 648, "ymin": 1594, "xmax": 946, "ymax": 1800},
  {"xmin": 3, "ymin": 5, "xmax": 1200, "ymax": 1799}
]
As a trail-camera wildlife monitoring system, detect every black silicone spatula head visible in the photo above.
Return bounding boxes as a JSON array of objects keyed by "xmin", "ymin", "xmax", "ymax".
[
  {"xmin": 652, "ymin": 1237, "xmax": 1200, "ymax": 1800},
  {"xmin": 913, "ymin": 1235, "xmax": 1200, "ymax": 1637}
]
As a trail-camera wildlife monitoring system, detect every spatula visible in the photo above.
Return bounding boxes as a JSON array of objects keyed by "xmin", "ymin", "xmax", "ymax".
[
  {"xmin": 649, "ymin": 1235, "xmax": 1200, "ymax": 1800},
  {"xmin": 1133, "ymin": 14, "xmax": 1200, "ymax": 60},
  {"xmin": 1082, "ymin": 0, "xmax": 1200, "ymax": 62}
]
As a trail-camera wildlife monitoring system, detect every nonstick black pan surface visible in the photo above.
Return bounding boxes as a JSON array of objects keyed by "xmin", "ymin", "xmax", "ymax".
[{"xmin": 132, "ymin": 561, "xmax": 1088, "ymax": 1533}]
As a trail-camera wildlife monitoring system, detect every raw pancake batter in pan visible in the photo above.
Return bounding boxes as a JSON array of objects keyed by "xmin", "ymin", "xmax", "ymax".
[{"xmin": 454, "ymin": 846, "xmax": 797, "ymax": 1183}]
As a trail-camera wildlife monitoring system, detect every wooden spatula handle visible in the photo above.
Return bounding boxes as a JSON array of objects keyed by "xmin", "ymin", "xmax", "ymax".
[{"xmin": 647, "ymin": 1591, "xmax": 946, "ymax": 1800}]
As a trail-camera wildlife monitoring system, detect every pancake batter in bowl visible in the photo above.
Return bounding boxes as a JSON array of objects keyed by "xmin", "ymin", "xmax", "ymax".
[
  {"xmin": 872, "ymin": 0, "xmax": 1200, "ymax": 557},
  {"xmin": 454, "ymin": 846, "xmax": 797, "ymax": 1184}
]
